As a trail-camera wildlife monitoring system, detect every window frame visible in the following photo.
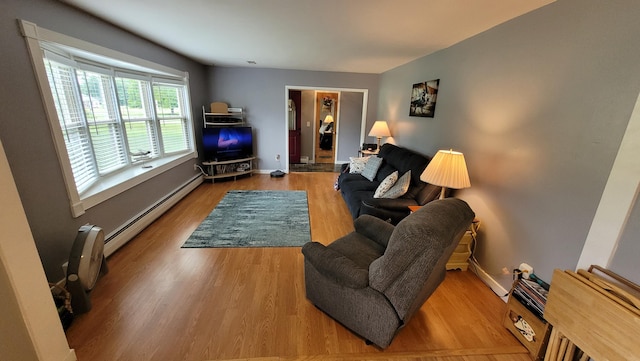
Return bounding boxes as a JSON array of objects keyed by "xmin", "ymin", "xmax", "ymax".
[{"xmin": 20, "ymin": 20, "xmax": 197, "ymax": 217}]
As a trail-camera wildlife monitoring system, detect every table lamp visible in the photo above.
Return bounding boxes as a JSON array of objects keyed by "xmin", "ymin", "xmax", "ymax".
[
  {"xmin": 420, "ymin": 149, "xmax": 470, "ymax": 199},
  {"xmin": 368, "ymin": 120, "xmax": 391, "ymax": 150}
]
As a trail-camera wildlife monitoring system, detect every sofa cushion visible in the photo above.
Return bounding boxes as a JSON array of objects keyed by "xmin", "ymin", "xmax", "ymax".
[
  {"xmin": 329, "ymin": 232, "xmax": 386, "ymax": 269},
  {"xmin": 349, "ymin": 156, "xmax": 369, "ymax": 174},
  {"xmin": 374, "ymin": 171, "xmax": 398, "ymax": 198},
  {"xmin": 403, "ymin": 181, "xmax": 425, "ymax": 200},
  {"xmin": 341, "ymin": 189, "xmax": 379, "ymax": 218},
  {"xmin": 340, "ymin": 176, "xmax": 379, "ymax": 193},
  {"xmin": 361, "ymin": 156, "xmax": 383, "ymax": 181},
  {"xmin": 378, "ymin": 144, "xmax": 430, "ymax": 184},
  {"xmin": 375, "ymin": 162, "xmax": 396, "ymax": 182},
  {"xmin": 381, "ymin": 170, "xmax": 411, "ymax": 199},
  {"xmin": 416, "ymin": 183, "xmax": 443, "ymax": 205},
  {"xmin": 302, "ymin": 242, "xmax": 370, "ymax": 289}
]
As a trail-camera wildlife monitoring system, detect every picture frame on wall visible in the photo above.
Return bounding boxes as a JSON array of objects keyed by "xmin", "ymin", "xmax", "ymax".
[{"xmin": 409, "ymin": 79, "xmax": 439, "ymax": 117}]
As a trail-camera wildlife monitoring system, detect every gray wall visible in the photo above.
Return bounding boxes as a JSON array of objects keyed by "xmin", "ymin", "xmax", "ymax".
[
  {"xmin": 337, "ymin": 92, "xmax": 365, "ymax": 161},
  {"xmin": 377, "ymin": 0, "xmax": 640, "ymax": 287},
  {"xmin": 1, "ymin": 0, "xmax": 208, "ymax": 280},
  {"xmin": 208, "ymin": 67, "xmax": 379, "ymax": 170},
  {"xmin": 611, "ymin": 195, "xmax": 640, "ymax": 285}
]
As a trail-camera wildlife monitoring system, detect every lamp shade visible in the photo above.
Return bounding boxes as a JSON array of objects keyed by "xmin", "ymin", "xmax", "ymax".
[
  {"xmin": 420, "ymin": 149, "xmax": 470, "ymax": 189},
  {"xmin": 324, "ymin": 114, "xmax": 334, "ymax": 123},
  {"xmin": 368, "ymin": 120, "xmax": 391, "ymax": 138}
]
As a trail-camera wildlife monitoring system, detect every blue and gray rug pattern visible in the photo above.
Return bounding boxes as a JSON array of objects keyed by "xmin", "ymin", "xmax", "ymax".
[{"xmin": 182, "ymin": 190, "xmax": 311, "ymax": 248}]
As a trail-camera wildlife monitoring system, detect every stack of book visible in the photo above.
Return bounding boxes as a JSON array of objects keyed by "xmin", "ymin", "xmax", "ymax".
[{"xmin": 511, "ymin": 278, "xmax": 549, "ymax": 320}]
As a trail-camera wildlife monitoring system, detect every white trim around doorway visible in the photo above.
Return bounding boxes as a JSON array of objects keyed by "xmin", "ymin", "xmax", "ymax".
[{"xmin": 284, "ymin": 86, "xmax": 368, "ymax": 173}]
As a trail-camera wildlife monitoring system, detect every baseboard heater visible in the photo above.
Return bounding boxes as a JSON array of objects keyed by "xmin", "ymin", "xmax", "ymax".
[{"xmin": 103, "ymin": 174, "xmax": 203, "ymax": 257}]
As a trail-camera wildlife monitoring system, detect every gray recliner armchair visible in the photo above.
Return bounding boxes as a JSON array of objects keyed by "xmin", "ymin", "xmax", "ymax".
[{"xmin": 302, "ymin": 198, "xmax": 475, "ymax": 348}]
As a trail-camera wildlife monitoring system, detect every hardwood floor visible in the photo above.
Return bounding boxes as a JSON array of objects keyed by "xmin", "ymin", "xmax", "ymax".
[{"xmin": 65, "ymin": 173, "xmax": 528, "ymax": 361}]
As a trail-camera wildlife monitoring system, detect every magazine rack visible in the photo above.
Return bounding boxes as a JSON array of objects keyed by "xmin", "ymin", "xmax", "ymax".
[{"xmin": 503, "ymin": 278, "xmax": 551, "ymax": 360}]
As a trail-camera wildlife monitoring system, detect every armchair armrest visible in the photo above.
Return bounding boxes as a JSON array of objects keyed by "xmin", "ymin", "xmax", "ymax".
[
  {"xmin": 354, "ymin": 215, "xmax": 395, "ymax": 248},
  {"xmin": 302, "ymin": 242, "xmax": 369, "ymax": 288}
]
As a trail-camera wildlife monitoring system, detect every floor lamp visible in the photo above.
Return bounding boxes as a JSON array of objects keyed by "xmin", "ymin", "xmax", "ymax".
[
  {"xmin": 368, "ymin": 120, "xmax": 391, "ymax": 151},
  {"xmin": 420, "ymin": 149, "xmax": 471, "ymax": 199}
]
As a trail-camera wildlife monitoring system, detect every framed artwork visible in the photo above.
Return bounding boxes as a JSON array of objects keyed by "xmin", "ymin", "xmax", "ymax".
[{"xmin": 409, "ymin": 79, "xmax": 439, "ymax": 117}]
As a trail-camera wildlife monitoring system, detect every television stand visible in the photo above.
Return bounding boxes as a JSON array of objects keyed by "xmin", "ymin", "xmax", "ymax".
[{"xmin": 203, "ymin": 156, "xmax": 256, "ymax": 182}]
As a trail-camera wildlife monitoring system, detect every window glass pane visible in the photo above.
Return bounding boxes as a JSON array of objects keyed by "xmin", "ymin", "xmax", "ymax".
[
  {"xmin": 115, "ymin": 77, "xmax": 159, "ymax": 161},
  {"xmin": 159, "ymin": 118, "xmax": 189, "ymax": 153},
  {"xmin": 153, "ymin": 84, "xmax": 191, "ymax": 153},
  {"xmin": 76, "ymin": 70, "xmax": 127, "ymax": 174},
  {"xmin": 116, "ymin": 77, "xmax": 152, "ymax": 120}
]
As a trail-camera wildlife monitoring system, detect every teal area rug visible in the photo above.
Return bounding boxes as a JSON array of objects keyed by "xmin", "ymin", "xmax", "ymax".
[{"xmin": 182, "ymin": 190, "xmax": 311, "ymax": 248}]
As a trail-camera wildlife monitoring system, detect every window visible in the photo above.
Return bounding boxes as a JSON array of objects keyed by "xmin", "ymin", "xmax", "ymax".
[
  {"xmin": 21, "ymin": 20, "xmax": 195, "ymax": 217},
  {"xmin": 43, "ymin": 52, "xmax": 193, "ymax": 195}
]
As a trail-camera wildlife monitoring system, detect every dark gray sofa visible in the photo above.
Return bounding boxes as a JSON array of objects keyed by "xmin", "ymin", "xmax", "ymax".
[
  {"xmin": 302, "ymin": 198, "xmax": 475, "ymax": 348},
  {"xmin": 338, "ymin": 143, "xmax": 444, "ymax": 224}
]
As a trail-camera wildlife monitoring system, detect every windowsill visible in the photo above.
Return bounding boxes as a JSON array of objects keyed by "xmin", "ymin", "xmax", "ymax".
[{"xmin": 78, "ymin": 152, "xmax": 196, "ymax": 214}]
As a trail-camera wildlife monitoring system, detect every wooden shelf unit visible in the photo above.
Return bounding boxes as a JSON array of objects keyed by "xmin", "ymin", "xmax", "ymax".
[
  {"xmin": 446, "ymin": 218, "xmax": 479, "ymax": 271},
  {"xmin": 202, "ymin": 105, "xmax": 244, "ymax": 126},
  {"xmin": 203, "ymin": 156, "xmax": 255, "ymax": 182},
  {"xmin": 201, "ymin": 102, "xmax": 255, "ymax": 182}
]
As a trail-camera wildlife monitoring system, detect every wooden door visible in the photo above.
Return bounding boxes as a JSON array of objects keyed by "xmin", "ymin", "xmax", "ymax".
[{"xmin": 288, "ymin": 91, "xmax": 302, "ymax": 163}]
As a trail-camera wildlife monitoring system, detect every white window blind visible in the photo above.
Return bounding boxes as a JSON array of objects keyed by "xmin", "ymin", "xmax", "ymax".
[
  {"xmin": 43, "ymin": 56, "xmax": 98, "ymax": 193},
  {"xmin": 116, "ymin": 77, "xmax": 159, "ymax": 161},
  {"xmin": 76, "ymin": 69, "xmax": 128, "ymax": 174}
]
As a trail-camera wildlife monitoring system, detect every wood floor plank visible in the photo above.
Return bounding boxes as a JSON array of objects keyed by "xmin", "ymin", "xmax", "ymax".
[{"xmin": 65, "ymin": 173, "xmax": 525, "ymax": 361}]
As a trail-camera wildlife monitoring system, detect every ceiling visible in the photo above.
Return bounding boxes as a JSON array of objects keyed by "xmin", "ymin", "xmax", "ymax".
[{"xmin": 62, "ymin": 0, "xmax": 554, "ymax": 74}]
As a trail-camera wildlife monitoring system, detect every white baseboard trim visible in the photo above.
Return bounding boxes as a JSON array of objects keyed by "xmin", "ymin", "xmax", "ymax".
[
  {"xmin": 468, "ymin": 259, "xmax": 510, "ymax": 302},
  {"xmin": 104, "ymin": 175, "xmax": 203, "ymax": 257}
]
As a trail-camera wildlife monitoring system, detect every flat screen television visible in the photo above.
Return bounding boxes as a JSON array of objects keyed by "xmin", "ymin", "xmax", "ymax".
[{"xmin": 202, "ymin": 126, "xmax": 253, "ymax": 161}]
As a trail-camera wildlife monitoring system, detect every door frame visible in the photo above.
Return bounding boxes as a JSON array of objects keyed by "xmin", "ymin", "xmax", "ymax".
[{"xmin": 284, "ymin": 85, "xmax": 369, "ymax": 173}]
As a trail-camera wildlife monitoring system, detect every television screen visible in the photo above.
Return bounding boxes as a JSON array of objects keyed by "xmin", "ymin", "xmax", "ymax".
[{"xmin": 202, "ymin": 126, "xmax": 253, "ymax": 161}]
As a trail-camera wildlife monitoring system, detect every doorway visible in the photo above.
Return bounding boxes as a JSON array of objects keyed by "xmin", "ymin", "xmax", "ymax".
[{"xmin": 285, "ymin": 86, "xmax": 368, "ymax": 173}]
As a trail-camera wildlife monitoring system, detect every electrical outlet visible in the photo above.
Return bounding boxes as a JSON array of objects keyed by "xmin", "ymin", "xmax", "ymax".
[
  {"xmin": 275, "ymin": 154, "xmax": 280, "ymax": 161},
  {"xmin": 193, "ymin": 163, "xmax": 198, "ymax": 170}
]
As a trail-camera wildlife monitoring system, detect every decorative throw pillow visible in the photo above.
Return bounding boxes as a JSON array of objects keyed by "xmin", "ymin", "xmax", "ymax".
[
  {"xmin": 382, "ymin": 170, "xmax": 411, "ymax": 199},
  {"xmin": 374, "ymin": 171, "xmax": 398, "ymax": 198},
  {"xmin": 360, "ymin": 156, "xmax": 383, "ymax": 181},
  {"xmin": 349, "ymin": 156, "xmax": 369, "ymax": 174}
]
